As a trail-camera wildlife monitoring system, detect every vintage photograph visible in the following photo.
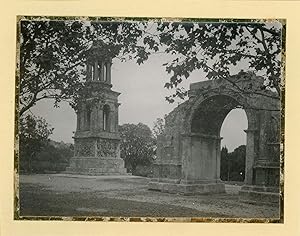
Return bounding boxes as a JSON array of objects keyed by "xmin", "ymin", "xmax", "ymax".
[{"xmin": 15, "ymin": 17, "xmax": 284, "ymax": 221}]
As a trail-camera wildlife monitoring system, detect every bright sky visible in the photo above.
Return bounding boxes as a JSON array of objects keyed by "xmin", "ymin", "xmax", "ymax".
[{"xmin": 31, "ymin": 53, "xmax": 247, "ymax": 152}]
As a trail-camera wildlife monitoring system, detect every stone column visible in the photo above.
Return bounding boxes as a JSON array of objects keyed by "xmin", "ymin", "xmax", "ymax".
[
  {"xmin": 115, "ymin": 104, "xmax": 119, "ymax": 132},
  {"xmin": 81, "ymin": 110, "xmax": 85, "ymax": 131},
  {"xmin": 94, "ymin": 61, "xmax": 98, "ymax": 81},
  {"xmin": 110, "ymin": 111, "xmax": 115, "ymax": 132},
  {"xmin": 83, "ymin": 106, "xmax": 87, "ymax": 130},
  {"xmin": 99, "ymin": 106, "xmax": 104, "ymax": 131},
  {"xmin": 116, "ymin": 142, "xmax": 121, "ymax": 159},
  {"xmin": 107, "ymin": 62, "xmax": 112, "ymax": 84},
  {"xmin": 94, "ymin": 106, "xmax": 99, "ymax": 129},
  {"xmin": 107, "ymin": 107, "xmax": 112, "ymax": 132},
  {"xmin": 100, "ymin": 62, "xmax": 105, "ymax": 81},
  {"xmin": 215, "ymin": 137, "xmax": 222, "ymax": 181},
  {"xmin": 91, "ymin": 107, "xmax": 96, "ymax": 130},
  {"xmin": 244, "ymin": 128, "xmax": 258, "ymax": 185},
  {"xmin": 180, "ymin": 135, "xmax": 192, "ymax": 180},
  {"xmin": 86, "ymin": 64, "xmax": 92, "ymax": 81},
  {"xmin": 76, "ymin": 111, "xmax": 81, "ymax": 131},
  {"xmin": 257, "ymin": 111, "xmax": 269, "ymax": 163},
  {"xmin": 94, "ymin": 140, "xmax": 98, "ymax": 158}
]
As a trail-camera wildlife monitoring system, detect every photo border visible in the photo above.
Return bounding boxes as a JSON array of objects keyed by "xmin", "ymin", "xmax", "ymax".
[{"xmin": 14, "ymin": 15, "xmax": 286, "ymax": 223}]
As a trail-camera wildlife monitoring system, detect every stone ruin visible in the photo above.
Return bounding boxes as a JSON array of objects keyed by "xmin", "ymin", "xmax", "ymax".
[
  {"xmin": 64, "ymin": 45, "xmax": 281, "ymax": 204},
  {"xmin": 65, "ymin": 48, "xmax": 127, "ymax": 175},
  {"xmin": 149, "ymin": 71, "xmax": 281, "ymax": 204}
]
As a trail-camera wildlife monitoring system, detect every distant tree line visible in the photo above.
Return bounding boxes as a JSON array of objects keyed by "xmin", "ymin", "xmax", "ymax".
[
  {"xmin": 220, "ymin": 145, "xmax": 246, "ymax": 182},
  {"xmin": 19, "ymin": 114, "xmax": 73, "ymax": 173}
]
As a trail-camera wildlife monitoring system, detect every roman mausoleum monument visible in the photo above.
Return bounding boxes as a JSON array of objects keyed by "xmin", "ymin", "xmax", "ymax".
[
  {"xmin": 65, "ymin": 47, "xmax": 127, "ymax": 175},
  {"xmin": 149, "ymin": 71, "xmax": 281, "ymax": 204}
]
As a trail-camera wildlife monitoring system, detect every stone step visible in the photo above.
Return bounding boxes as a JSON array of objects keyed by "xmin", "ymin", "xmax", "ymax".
[
  {"xmin": 65, "ymin": 167, "xmax": 128, "ymax": 174},
  {"xmin": 68, "ymin": 158, "xmax": 125, "ymax": 169},
  {"xmin": 69, "ymin": 163, "xmax": 123, "ymax": 169},
  {"xmin": 64, "ymin": 169, "xmax": 129, "ymax": 176},
  {"xmin": 66, "ymin": 166, "xmax": 127, "ymax": 171},
  {"xmin": 65, "ymin": 171, "xmax": 130, "ymax": 176}
]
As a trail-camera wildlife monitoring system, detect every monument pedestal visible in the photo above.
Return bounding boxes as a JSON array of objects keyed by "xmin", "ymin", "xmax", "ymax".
[
  {"xmin": 149, "ymin": 178, "xmax": 225, "ymax": 195},
  {"xmin": 239, "ymin": 185, "xmax": 280, "ymax": 205},
  {"xmin": 65, "ymin": 157, "xmax": 128, "ymax": 175},
  {"xmin": 239, "ymin": 163, "xmax": 280, "ymax": 205}
]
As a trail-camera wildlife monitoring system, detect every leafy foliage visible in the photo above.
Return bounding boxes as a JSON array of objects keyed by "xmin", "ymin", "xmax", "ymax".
[
  {"xmin": 31, "ymin": 142, "xmax": 74, "ymax": 173},
  {"xmin": 19, "ymin": 19, "xmax": 283, "ymax": 114},
  {"xmin": 19, "ymin": 20, "xmax": 152, "ymax": 115},
  {"xmin": 19, "ymin": 114, "xmax": 53, "ymax": 172},
  {"xmin": 119, "ymin": 123, "xmax": 156, "ymax": 173},
  {"xmin": 19, "ymin": 114, "xmax": 74, "ymax": 173},
  {"xmin": 152, "ymin": 117, "xmax": 165, "ymax": 138},
  {"xmin": 20, "ymin": 21, "xmax": 88, "ymax": 115},
  {"xmin": 155, "ymin": 21, "xmax": 283, "ymax": 103}
]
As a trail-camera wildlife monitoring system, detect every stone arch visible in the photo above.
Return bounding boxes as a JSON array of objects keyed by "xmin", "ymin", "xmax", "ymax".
[
  {"xmin": 189, "ymin": 95, "xmax": 247, "ymax": 134},
  {"xmin": 179, "ymin": 94, "xmax": 255, "ymax": 185},
  {"xmin": 184, "ymin": 90, "xmax": 253, "ymax": 132},
  {"xmin": 149, "ymin": 73, "xmax": 280, "ymax": 202}
]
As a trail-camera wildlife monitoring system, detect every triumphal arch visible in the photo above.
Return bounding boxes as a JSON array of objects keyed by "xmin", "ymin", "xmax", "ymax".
[
  {"xmin": 149, "ymin": 71, "xmax": 281, "ymax": 203},
  {"xmin": 66, "ymin": 46, "xmax": 127, "ymax": 175}
]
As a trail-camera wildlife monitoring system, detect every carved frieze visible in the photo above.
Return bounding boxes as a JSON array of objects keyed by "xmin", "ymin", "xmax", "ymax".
[
  {"xmin": 97, "ymin": 139, "xmax": 119, "ymax": 157},
  {"xmin": 75, "ymin": 139, "xmax": 94, "ymax": 157}
]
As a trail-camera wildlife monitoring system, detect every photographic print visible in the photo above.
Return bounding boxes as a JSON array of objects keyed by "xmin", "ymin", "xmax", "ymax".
[{"xmin": 15, "ymin": 16, "xmax": 285, "ymax": 222}]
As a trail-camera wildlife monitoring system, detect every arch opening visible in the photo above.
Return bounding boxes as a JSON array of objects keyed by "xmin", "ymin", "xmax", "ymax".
[
  {"xmin": 220, "ymin": 108, "xmax": 248, "ymax": 182},
  {"xmin": 186, "ymin": 95, "xmax": 249, "ymax": 183},
  {"xmin": 191, "ymin": 95, "xmax": 241, "ymax": 136}
]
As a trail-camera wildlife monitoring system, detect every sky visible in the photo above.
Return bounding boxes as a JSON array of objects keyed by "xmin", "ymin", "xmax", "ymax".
[
  {"xmin": 28, "ymin": 20, "xmax": 284, "ymax": 152},
  {"xmin": 30, "ymin": 52, "xmax": 247, "ymax": 152}
]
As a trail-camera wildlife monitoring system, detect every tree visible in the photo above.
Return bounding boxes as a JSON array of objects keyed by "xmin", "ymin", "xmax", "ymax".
[
  {"xmin": 154, "ymin": 21, "xmax": 284, "ymax": 102},
  {"xmin": 220, "ymin": 145, "xmax": 246, "ymax": 182},
  {"xmin": 32, "ymin": 141, "xmax": 74, "ymax": 173},
  {"xmin": 119, "ymin": 123, "xmax": 156, "ymax": 173},
  {"xmin": 152, "ymin": 117, "xmax": 165, "ymax": 138},
  {"xmin": 19, "ymin": 20, "xmax": 88, "ymax": 116},
  {"xmin": 19, "ymin": 114, "xmax": 54, "ymax": 172},
  {"xmin": 229, "ymin": 145, "xmax": 246, "ymax": 181},
  {"xmin": 19, "ymin": 19, "xmax": 284, "ymax": 114},
  {"xmin": 19, "ymin": 19, "xmax": 150, "ymax": 115}
]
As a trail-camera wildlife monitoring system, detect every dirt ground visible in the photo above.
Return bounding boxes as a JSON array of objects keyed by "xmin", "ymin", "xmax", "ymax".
[{"xmin": 18, "ymin": 174, "xmax": 280, "ymax": 219}]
